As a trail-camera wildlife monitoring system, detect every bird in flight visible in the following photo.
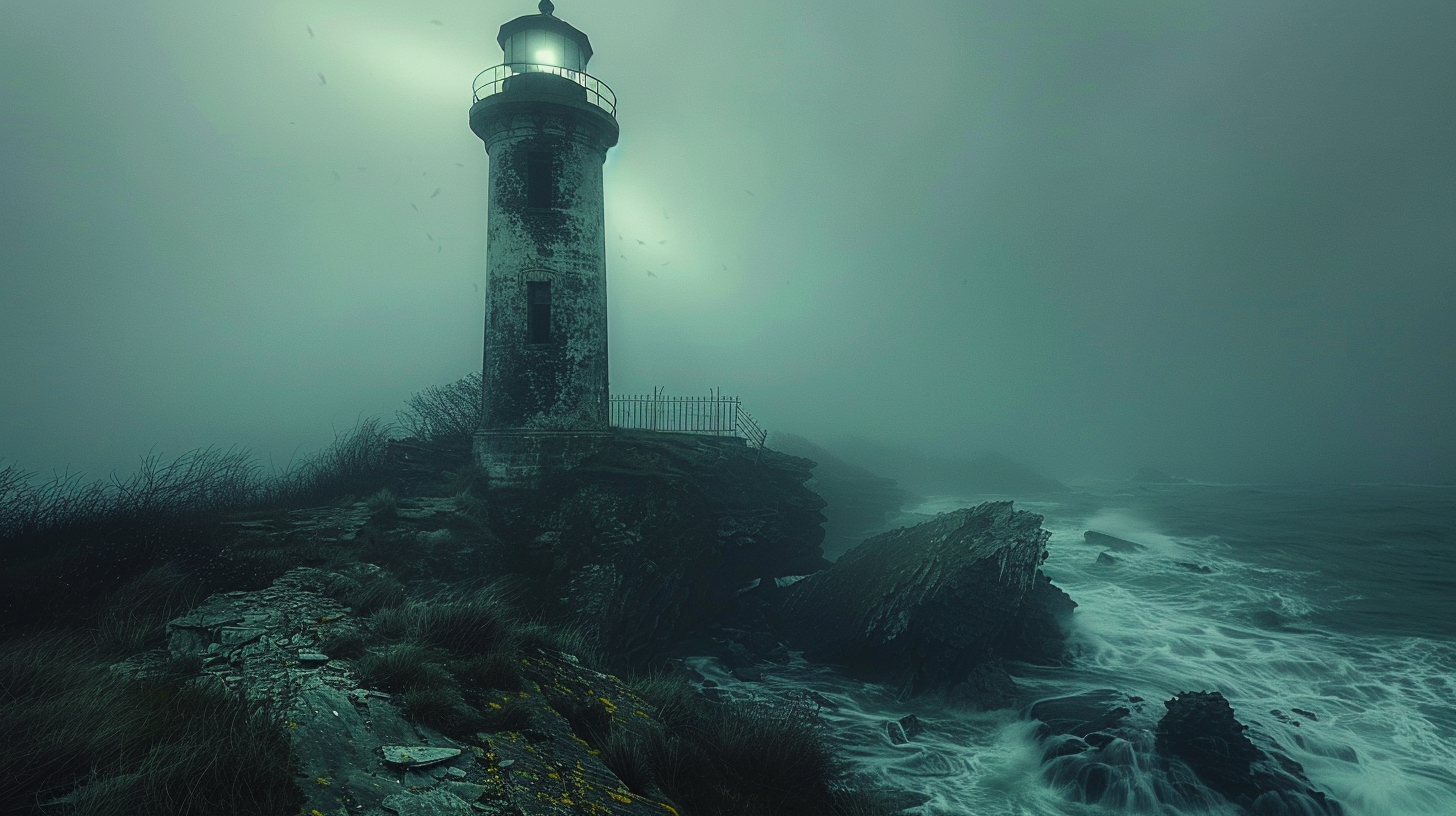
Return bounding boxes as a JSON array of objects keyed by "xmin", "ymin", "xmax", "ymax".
[
  {"xmin": 430, "ymin": 19, "xmax": 443, "ymax": 26},
  {"xmin": 646, "ymin": 270, "xmax": 657, "ymax": 278},
  {"xmin": 430, "ymin": 188, "xmax": 441, "ymax": 198},
  {"xmin": 658, "ymin": 240, "xmax": 666, "ymax": 244},
  {"xmin": 317, "ymin": 72, "xmax": 327, "ymax": 85},
  {"xmin": 410, "ymin": 203, "xmax": 418, "ymax": 212},
  {"xmin": 306, "ymin": 25, "xmax": 314, "ymax": 38},
  {"xmin": 635, "ymin": 239, "xmax": 645, "ymax": 245},
  {"xmin": 744, "ymin": 189, "xmax": 754, "ymax": 197},
  {"xmin": 331, "ymin": 170, "xmax": 340, "ymax": 181},
  {"xmin": 455, "ymin": 162, "xmax": 464, "ymax": 167}
]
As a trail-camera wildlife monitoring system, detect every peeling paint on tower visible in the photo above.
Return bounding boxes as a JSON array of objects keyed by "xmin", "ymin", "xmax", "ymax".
[{"xmin": 468, "ymin": 3, "xmax": 620, "ymax": 486}]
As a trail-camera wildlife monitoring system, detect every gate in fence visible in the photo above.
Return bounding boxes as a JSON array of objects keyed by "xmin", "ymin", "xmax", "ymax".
[{"xmin": 609, "ymin": 388, "xmax": 767, "ymax": 448}]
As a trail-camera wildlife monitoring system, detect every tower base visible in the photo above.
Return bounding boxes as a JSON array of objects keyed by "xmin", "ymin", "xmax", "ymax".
[{"xmin": 473, "ymin": 430, "xmax": 610, "ymax": 489}]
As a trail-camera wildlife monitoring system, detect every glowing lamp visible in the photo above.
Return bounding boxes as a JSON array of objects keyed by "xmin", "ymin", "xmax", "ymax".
[{"xmin": 498, "ymin": 0, "xmax": 593, "ymax": 72}]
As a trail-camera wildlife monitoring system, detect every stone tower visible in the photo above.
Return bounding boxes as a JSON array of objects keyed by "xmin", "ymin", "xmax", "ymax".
[{"xmin": 469, "ymin": 1, "xmax": 619, "ymax": 486}]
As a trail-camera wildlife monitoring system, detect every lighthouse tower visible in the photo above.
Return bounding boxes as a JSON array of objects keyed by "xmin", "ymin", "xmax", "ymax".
[{"xmin": 469, "ymin": 1, "xmax": 619, "ymax": 486}]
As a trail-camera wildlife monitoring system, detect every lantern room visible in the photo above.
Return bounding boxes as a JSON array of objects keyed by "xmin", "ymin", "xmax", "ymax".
[{"xmin": 497, "ymin": 0, "xmax": 593, "ymax": 71}]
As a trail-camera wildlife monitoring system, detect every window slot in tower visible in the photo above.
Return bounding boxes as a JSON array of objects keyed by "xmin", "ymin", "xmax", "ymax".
[
  {"xmin": 527, "ymin": 281, "xmax": 551, "ymax": 344},
  {"xmin": 526, "ymin": 151, "xmax": 554, "ymax": 208}
]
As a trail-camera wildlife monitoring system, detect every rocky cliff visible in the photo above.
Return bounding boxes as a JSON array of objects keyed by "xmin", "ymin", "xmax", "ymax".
[{"xmin": 482, "ymin": 431, "xmax": 830, "ymax": 664}]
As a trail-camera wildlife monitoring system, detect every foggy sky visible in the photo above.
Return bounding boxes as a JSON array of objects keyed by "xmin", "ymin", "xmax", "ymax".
[{"xmin": 2, "ymin": 0, "xmax": 1453, "ymax": 485}]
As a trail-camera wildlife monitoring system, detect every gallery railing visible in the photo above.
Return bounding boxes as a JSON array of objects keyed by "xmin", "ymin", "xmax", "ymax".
[
  {"xmin": 609, "ymin": 390, "xmax": 767, "ymax": 448},
  {"xmin": 471, "ymin": 62, "xmax": 617, "ymax": 117}
]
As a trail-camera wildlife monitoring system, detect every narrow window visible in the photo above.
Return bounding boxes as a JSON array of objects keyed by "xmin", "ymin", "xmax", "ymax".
[
  {"xmin": 526, "ymin": 151, "xmax": 553, "ymax": 208},
  {"xmin": 527, "ymin": 281, "xmax": 551, "ymax": 344}
]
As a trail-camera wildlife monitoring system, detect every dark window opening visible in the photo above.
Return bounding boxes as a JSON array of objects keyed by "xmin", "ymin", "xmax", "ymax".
[
  {"xmin": 526, "ymin": 151, "xmax": 553, "ymax": 208},
  {"xmin": 527, "ymin": 281, "xmax": 551, "ymax": 344}
]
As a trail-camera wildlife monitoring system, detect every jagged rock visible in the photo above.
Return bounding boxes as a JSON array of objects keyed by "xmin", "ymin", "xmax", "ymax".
[
  {"xmin": 778, "ymin": 502, "xmax": 1066, "ymax": 702},
  {"xmin": 1029, "ymin": 690, "xmax": 1137, "ymax": 742},
  {"xmin": 1157, "ymin": 691, "xmax": 1345, "ymax": 815},
  {"xmin": 1096, "ymin": 551, "xmax": 1118, "ymax": 565},
  {"xmin": 1084, "ymin": 530, "xmax": 1146, "ymax": 552},
  {"xmin": 996, "ymin": 570, "xmax": 1077, "ymax": 664}
]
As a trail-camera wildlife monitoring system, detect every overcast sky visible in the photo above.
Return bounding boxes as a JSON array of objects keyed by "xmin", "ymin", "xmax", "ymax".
[{"xmin": 2, "ymin": 0, "xmax": 1453, "ymax": 485}]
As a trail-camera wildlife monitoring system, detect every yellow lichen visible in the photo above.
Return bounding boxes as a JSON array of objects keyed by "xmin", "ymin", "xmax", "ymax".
[{"xmin": 315, "ymin": 776, "xmax": 330, "ymax": 786}]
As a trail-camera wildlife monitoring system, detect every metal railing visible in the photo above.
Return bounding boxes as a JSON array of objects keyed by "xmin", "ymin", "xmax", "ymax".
[
  {"xmin": 610, "ymin": 389, "xmax": 767, "ymax": 448},
  {"xmin": 471, "ymin": 62, "xmax": 617, "ymax": 117}
]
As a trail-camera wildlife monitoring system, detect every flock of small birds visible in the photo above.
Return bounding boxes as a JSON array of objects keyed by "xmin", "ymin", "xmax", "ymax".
[{"xmin": 304, "ymin": 20, "xmax": 755, "ymax": 284}]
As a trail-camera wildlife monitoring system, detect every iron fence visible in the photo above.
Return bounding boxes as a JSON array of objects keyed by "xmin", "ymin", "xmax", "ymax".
[
  {"xmin": 471, "ymin": 62, "xmax": 617, "ymax": 117},
  {"xmin": 610, "ymin": 389, "xmax": 766, "ymax": 448}
]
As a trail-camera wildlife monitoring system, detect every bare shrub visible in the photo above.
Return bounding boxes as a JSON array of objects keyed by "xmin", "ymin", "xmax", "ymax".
[{"xmin": 396, "ymin": 372, "xmax": 481, "ymax": 447}]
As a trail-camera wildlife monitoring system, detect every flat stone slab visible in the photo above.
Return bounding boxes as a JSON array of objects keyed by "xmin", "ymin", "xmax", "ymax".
[
  {"xmin": 381, "ymin": 788, "xmax": 476, "ymax": 816},
  {"xmin": 380, "ymin": 746, "xmax": 462, "ymax": 768}
]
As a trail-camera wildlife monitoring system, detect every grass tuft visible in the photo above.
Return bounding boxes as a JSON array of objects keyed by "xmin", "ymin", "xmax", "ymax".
[
  {"xmin": 352, "ymin": 642, "xmax": 455, "ymax": 693},
  {"xmin": 0, "ymin": 630, "xmax": 303, "ymax": 816}
]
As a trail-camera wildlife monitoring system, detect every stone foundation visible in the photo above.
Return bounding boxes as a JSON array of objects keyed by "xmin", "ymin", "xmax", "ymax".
[{"xmin": 473, "ymin": 430, "xmax": 611, "ymax": 488}]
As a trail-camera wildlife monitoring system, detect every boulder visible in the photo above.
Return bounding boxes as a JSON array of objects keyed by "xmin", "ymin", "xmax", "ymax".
[
  {"xmin": 1157, "ymin": 691, "xmax": 1345, "ymax": 815},
  {"xmin": 778, "ymin": 502, "xmax": 1067, "ymax": 701}
]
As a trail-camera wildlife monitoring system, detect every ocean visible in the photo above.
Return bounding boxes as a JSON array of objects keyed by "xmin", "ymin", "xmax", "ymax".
[{"xmin": 690, "ymin": 481, "xmax": 1456, "ymax": 815}]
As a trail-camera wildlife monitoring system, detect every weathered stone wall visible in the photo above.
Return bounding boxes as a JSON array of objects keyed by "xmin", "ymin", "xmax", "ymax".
[{"xmin": 471, "ymin": 75, "xmax": 618, "ymax": 433}]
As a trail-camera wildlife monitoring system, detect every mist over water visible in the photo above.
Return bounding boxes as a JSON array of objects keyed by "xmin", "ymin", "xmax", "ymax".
[{"xmin": 695, "ymin": 483, "xmax": 1456, "ymax": 815}]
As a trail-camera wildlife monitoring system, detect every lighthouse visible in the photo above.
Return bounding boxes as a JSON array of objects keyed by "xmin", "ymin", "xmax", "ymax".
[{"xmin": 469, "ymin": 1, "xmax": 619, "ymax": 486}]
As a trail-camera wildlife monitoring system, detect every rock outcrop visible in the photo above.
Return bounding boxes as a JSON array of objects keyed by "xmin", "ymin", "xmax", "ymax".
[
  {"xmin": 487, "ymin": 431, "xmax": 829, "ymax": 663},
  {"xmin": 1157, "ymin": 691, "xmax": 1345, "ymax": 815},
  {"xmin": 777, "ymin": 501, "xmax": 1071, "ymax": 703},
  {"xmin": 103, "ymin": 567, "xmax": 682, "ymax": 816}
]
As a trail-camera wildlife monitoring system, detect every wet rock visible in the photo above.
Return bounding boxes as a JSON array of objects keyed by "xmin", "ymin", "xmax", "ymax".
[
  {"xmin": 883, "ymin": 714, "xmax": 926, "ymax": 745},
  {"xmin": 1177, "ymin": 562, "xmax": 1214, "ymax": 574},
  {"xmin": 1156, "ymin": 691, "xmax": 1345, "ymax": 815},
  {"xmin": 1029, "ymin": 690, "xmax": 1136, "ymax": 741},
  {"xmin": 1084, "ymin": 531, "xmax": 1146, "ymax": 552},
  {"xmin": 779, "ymin": 502, "xmax": 1066, "ymax": 702},
  {"xmin": 1096, "ymin": 551, "xmax": 1118, "ymax": 565}
]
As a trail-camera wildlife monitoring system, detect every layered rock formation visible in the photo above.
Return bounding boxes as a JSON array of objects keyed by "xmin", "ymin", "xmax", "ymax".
[{"xmin": 778, "ymin": 501, "xmax": 1073, "ymax": 703}]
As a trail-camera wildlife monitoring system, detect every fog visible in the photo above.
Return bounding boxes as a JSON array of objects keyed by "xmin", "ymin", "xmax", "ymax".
[{"xmin": 2, "ymin": 0, "xmax": 1453, "ymax": 486}]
